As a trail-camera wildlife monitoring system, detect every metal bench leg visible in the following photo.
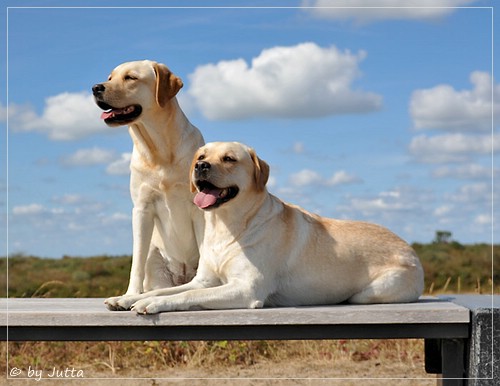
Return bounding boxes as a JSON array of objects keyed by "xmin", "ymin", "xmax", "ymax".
[
  {"xmin": 441, "ymin": 338, "xmax": 466, "ymax": 386},
  {"xmin": 425, "ymin": 338, "xmax": 466, "ymax": 386}
]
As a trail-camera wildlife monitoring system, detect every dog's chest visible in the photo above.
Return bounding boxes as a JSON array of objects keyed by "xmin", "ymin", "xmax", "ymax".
[
  {"xmin": 130, "ymin": 161, "xmax": 188, "ymax": 197},
  {"xmin": 202, "ymin": 230, "xmax": 234, "ymax": 256},
  {"xmin": 201, "ymin": 227, "xmax": 237, "ymax": 257}
]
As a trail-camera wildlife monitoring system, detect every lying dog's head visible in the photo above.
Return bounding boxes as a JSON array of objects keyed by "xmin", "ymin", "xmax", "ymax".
[
  {"xmin": 190, "ymin": 142, "xmax": 270, "ymax": 210},
  {"xmin": 92, "ymin": 60, "xmax": 183, "ymax": 126}
]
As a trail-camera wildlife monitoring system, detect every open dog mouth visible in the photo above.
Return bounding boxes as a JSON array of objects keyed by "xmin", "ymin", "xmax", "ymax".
[
  {"xmin": 97, "ymin": 101, "xmax": 142, "ymax": 125},
  {"xmin": 194, "ymin": 180, "xmax": 239, "ymax": 210}
]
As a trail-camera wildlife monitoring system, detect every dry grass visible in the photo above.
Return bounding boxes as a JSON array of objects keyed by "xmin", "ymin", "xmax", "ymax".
[{"xmin": 2, "ymin": 339, "xmax": 430, "ymax": 382}]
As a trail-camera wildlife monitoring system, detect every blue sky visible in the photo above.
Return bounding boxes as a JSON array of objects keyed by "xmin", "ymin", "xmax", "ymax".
[{"xmin": 1, "ymin": 0, "xmax": 498, "ymax": 258}]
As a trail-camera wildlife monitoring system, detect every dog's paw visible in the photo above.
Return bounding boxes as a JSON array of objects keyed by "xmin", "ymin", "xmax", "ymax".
[
  {"xmin": 131, "ymin": 297, "xmax": 167, "ymax": 315},
  {"xmin": 105, "ymin": 295, "xmax": 140, "ymax": 311}
]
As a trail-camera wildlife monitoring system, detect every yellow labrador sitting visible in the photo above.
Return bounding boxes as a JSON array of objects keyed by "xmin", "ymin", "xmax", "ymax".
[
  {"xmin": 106, "ymin": 142, "xmax": 424, "ymax": 314},
  {"xmin": 93, "ymin": 60, "xmax": 204, "ymax": 300}
]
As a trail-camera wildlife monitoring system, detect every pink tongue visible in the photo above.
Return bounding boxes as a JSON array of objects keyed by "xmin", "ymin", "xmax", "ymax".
[
  {"xmin": 194, "ymin": 189, "xmax": 221, "ymax": 209},
  {"xmin": 101, "ymin": 106, "xmax": 128, "ymax": 120},
  {"xmin": 101, "ymin": 111, "xmax": 114, "ymax": 120}
]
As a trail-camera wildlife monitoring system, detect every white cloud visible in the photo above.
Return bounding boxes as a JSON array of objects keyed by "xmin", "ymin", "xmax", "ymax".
[
  {"xmin": 434, "ymin": 205, "xmax": 453, "ymax": 217},
  {"xmin": 410, "ymin": 72, "xmax": 499, "ymax": 132},
  {"xmin": 12, "ymin": 203, "xmax": 65, "ymax": 217},
  {"xmin": 100, "ymin": 212, "xmax": 131, "ymax": 225},
  {"xmin": 447, "ymin": 182, "xmax": 491, "ymax": 204},
  {"xmin": 292, "ymin": 142, "xmax": 306, "ymax": 154},
  {"xmin": 62, "ymin": 147, "xmax": 116, "ymax": 166},
  {"xmin": 348, "ymin": 195, "xmax": 414, "ymax": 214},
  {"xmin": 338, "ymin": 186, "xmax": 434, "ymax": 223},
  {"xmin": 434, "ymin": 183, "xmax": 495, "ymax": 237},
  {"xmin": 290, "ymin": 169, "xmax": 323, "ymax": 187},
  {"xmin": 53, "ymin": 194, "xmax": 85, "ymax": 205},
  {"xmin": 12, "ymin": 204, "xmax": 45, "ymax": 216},
  {"xmin": 328, "ymin": 170, "xmax": 362, "ymax": 186},
  {"xmin": 290, "ymin": 168, "xmax": 362, "ymax": 187},
  {"xmin": 60, "ymin": 148, "xmax": 131, "ymax": 175},
  {"xmin": 106, "ymin": 153, "xmax": 132, "ymax": 175},
  {"xmin": 187, "ymin": 42, "xmax": 382, "ymax": 120},
  {"xmin": 8, "ymin": 92, "xmax": 110, "ymax": 141},
  {"xmin": 303, "ymin": 0, "xmax": 477, "ymax": 24},
  {"xmin": 432, "ymin": 164, "xmax": 494, "ymax": 180},
  {"xmin": 334, "ymin": 181, "xmax": 496, "ymax": 244},
  {"xmin": 409, "ymin": 133, "xmax": 499, "ymax": 163},
  {"xmin": 9, "ymin": 197, "xmax": 132, "ymax": 257},
  {"xmin": 5, "ymin": 103, "xmax": 39, "ymax": 130},
  {"xmin": 474, "ymin": 213, "xmax": 491, "ymax": 225}
]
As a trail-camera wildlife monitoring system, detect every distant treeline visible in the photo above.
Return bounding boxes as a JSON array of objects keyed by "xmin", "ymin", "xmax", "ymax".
[{"xmin": 1, "ymin": 242, "xmax": 498, "ymax": 298}]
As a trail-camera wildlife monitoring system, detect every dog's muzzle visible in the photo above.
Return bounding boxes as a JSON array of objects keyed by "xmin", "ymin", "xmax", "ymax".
[
  {"xmin": 193, "ymin": 161, "xmax": 239, "ymax": 210},
  {"xmin": 194, "ymin": 161, "xmax": 211, "ymax": 180},
  {"xmin": 92, "ymin": 83, "xmax": 142, "ymax": 126}
]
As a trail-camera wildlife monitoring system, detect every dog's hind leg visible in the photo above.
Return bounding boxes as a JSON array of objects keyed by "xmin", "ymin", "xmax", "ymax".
[
  {"xmin": 347, "ymin": 265, "xmax": 424, "ymax": 304},
  {"xmin": 143, "ymin": 246, "xmax": 171, "ymax": 291}
]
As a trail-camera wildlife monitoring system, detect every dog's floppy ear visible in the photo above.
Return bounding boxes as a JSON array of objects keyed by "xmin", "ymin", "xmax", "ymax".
[
  {"xmin": 189, "ymin": 155, "xmax": 198, "ymax": 193},
  {"xmin": 153, "ymin": 62, "xmax": 183, "ymax": 107},
  {"xmin": 249, "ymin": 148, "xmax": 270, "ymax": 191}
]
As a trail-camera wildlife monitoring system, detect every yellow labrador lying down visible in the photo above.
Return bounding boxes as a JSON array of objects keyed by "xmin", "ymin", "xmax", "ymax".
[{"xmin": 105, "ymin": 142, "xmax": 424, "ymax": 314}]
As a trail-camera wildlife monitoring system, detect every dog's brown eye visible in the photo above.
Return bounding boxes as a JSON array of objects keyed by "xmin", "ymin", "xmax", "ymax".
[
  {"xmin": 198, "ymin": 155, "xmax": 205, "ymax": 161},
  {"xmin": 124, "ymin": 75, "xmax": 137, "ymax": 81},
  {"xmin": 223, "ymin": 156, "xmax": 236, "ymax": 163}
]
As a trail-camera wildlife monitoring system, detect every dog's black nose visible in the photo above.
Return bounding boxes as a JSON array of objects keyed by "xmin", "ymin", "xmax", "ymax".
[
  {"xmin": 195, "ymin": 161, "xmax": 211, "ymax": 172},
  {"xmin": 92, "ymin": 83, "xmax": 105, "ymax": 96}
]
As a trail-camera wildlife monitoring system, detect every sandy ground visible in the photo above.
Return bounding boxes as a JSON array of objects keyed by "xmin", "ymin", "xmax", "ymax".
[{"xmin": 3, "ymin": 359, "xmax": 437, "ymax": 385}]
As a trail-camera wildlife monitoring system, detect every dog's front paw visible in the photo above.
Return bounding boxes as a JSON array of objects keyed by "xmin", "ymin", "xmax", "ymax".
[
  {"xmin": 105, "ymin": 295, "xmax": 141, "ymax": 311},
  {"xmin": 131, "ymin": 297, "xmax": 169, "ymax": 315}
]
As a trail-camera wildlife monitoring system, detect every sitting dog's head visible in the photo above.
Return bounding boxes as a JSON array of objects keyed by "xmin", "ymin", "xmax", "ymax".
[
  {"xmin": 92, "ymin": 60, "xmax": 183, "ymax": 126},
  {"xmin": 190, "ymin": 142, "xmax": 270, "ymax": 210}
]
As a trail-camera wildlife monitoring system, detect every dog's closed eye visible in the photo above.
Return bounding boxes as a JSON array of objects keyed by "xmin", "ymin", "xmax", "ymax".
[{"xmin": 222, "ymin": 156, "xmax": 237, "ymax": 163}]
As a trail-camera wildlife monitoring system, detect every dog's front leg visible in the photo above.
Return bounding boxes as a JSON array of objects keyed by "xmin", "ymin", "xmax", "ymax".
[
  {"xmin": 106, "ymin": 277, "xmax": 209, "ymax": 311},
  {"xmin": 131, "ymin": 281, "xmax": 265, "ymax": 314},
  {"xmin": 126, "ymin": 205, "xmax": 155, "ymax": 295}
]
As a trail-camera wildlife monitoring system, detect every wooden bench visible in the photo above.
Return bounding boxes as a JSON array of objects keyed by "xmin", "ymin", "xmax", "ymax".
[{"xmin": 1, "ymin": 295, "xmax": 498, "ymax": 385}]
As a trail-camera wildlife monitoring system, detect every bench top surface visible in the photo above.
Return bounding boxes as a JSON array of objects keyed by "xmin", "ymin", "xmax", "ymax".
[
  {"xmin": 1, "ymin": 297, "xmax": 471, "ymax": 327},
  {"xmin": 439, "ymin": 294, "xmax": 500, "ymax": 310}
]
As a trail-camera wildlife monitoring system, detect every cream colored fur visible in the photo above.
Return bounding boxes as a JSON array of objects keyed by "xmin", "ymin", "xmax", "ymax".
[
  {"xmin": 93, "ymin": 60, "xmax": 204, "ymax": 301},
  {"xmin": 105, "ymin": 142, "xmax": 424, "ymax": 314}
]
